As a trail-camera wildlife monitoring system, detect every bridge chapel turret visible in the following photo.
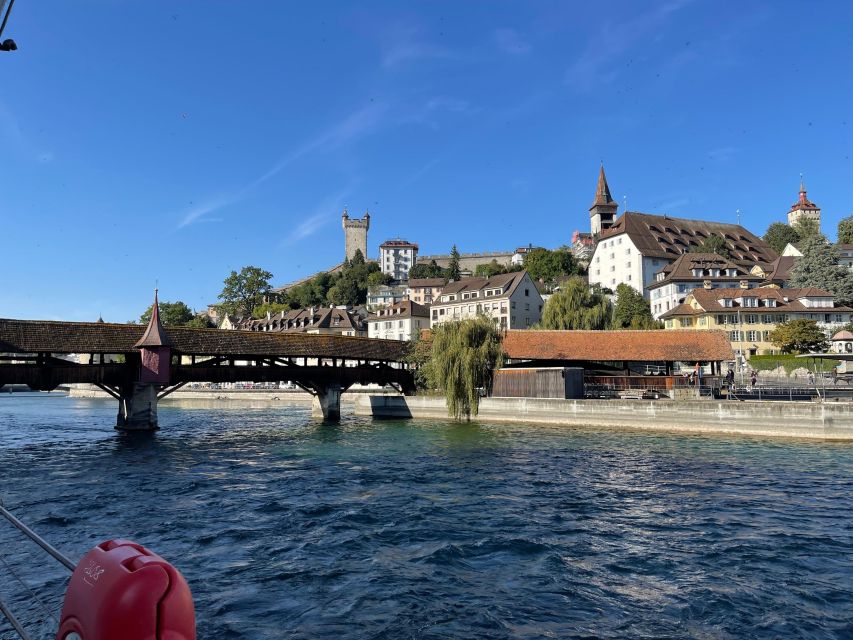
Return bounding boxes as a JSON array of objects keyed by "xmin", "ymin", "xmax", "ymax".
[
  {"xmin": 589, "ymin": 165, "xmax": 618, "ymax": 235},
  {"xmin": 342, "ymin": 207, "xmax": 370, "ymax": 261},
  {"xmin": 134, "ymin": 289, "xmax": 173, "ymax": 385}
]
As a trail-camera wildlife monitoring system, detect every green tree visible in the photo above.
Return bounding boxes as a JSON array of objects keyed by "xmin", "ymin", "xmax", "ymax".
[
  {"xmin": 403, "ymin": 329, "xmax": 434, "ymax": 391},
  {"xmin": 688, "ymin": 234, "xmax": 730, "ymax": 258},
  {"xmin": 763, "ymin": 222, "xmax": 800, "ymax": 255},
  {"xmin": 428, "ymin": 316, "xmax": 504, "ymax": 420},
  {"xmin": 409, "ymin": 261, "xmax": 446, "ymax": 280},
  {"xmin": 139, "ymin": 300, "xmax": 196, "ymax": 326},
  {"xmin": 838, "ymin": 216, "xmax": 853, "ymax": 244},
  {"xmin": 368, "ymin": 271, "xmax": 393, "ymax": 286},
  {"xmin": 769, "ymin": 319, "xmax": 829, "ymax": 354},
  {"xmin": 611, "ymin": 283, "xmax": 660, "ymax": 329},
  {"xmin": 539, "ymin": 277, "xmax": 611, "ymax": 330},
  {"xmin": 523, "ymin": 247, "xmax": 577, "ymax": 283},
  {"xmin": 793, "ymin": 217, "xmax": 821, "ymax": 243},
  {"xmin": 474, "ymin": 259, "xmax": 508, "ymax": 278},
  {"xmin": 253, "ymin": 301, "xmax": 292, "ymax": 318},
  {"xmin": 448, "ymin": 245, "xmax": 462, "ymax": 281},
  {"xmin": 218, "ymin": 266, "xmax": 274, "ymax": 316},
  {"xmin": 789, "ymin": 234, "xmax": 853, "ymax": 307}
]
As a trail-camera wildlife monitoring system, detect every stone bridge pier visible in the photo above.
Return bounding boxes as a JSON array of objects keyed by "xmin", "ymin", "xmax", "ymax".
[
  {"xmin": 311, "ymin": 382, "xmax": 343, "ymax": 421},
  {"xmin": 116, "ymin": 383, "xmax": 160, "ymax": 431}
]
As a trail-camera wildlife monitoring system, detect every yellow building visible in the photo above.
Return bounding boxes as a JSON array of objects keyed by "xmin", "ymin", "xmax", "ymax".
[{"xmin": 661, "ymin": 286, "xmax": 853, "ymax": 358}]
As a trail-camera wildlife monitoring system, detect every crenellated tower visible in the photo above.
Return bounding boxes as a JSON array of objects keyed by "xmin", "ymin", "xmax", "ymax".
[{"xmin": 342, "ymin": 207, "xmax": 370, "ymax": 261}]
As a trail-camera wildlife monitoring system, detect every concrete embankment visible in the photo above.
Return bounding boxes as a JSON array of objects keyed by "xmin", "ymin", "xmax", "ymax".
[{"xmin": 355, "ymin": 395, "xmax": 853, "ymax": 440}]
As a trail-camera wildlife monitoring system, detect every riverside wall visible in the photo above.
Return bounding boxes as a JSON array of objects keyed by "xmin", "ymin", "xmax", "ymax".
[{"xmin": 355, "ymin": 395, "xmax": 853, "ymax": 440}]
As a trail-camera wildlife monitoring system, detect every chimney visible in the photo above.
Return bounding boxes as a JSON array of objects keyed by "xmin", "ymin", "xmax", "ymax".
[
  {"xmin": 703, "ymin": 280, "xmax": 713, "ymax": 289},
  {"xmin": 739, "ymin": 280, "xmax": 749, "ymax": 289}
]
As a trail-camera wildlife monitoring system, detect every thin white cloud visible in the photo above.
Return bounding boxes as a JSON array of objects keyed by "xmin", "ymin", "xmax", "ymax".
[
  {"xmin": 380, "ymin": 24, "xmax": 456, "ymax": 69},
  {"xmin": 281, "ymin": 188, "xmax": 353, "ymax": 247},
  {"xmin": 566, "ymin": 0, "xmax": 696, "ymax": 90},
  {"xmin": 177, "ymin": 103, "xmax": 386, "ymax": 229},
  {"xmin": 493, "ymin": 28, "xmax": 531, "ymax": 55}
]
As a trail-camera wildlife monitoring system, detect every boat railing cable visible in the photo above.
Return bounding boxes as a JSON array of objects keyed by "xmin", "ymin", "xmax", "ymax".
[
  {"xmin": 0, "ymin": 500, "xmax": 77, "ymax": 572},
  {"xmin": 0, "ymin": 499, "xmax": 77, "ymax": 639},
  {"xmin": 0, "ymin": 595, "xmax": 33, "ymax": 640}
]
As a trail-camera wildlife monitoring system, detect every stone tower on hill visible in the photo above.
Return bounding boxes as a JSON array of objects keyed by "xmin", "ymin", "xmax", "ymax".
[
  {"xmin": 787, "ymin": 177, "xmax": 821, "ymax": 229},
  {"xmin": 342, "ymin": 208, "xmax": 370, "ymax": 261},
  {"xmin": 589, "ymin": 165, "xmax": 618, "ymax": 235}
]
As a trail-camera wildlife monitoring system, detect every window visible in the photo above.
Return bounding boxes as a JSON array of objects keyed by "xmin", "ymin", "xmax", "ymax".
[
  {"xmin": 836, "ymin": 314, "xmax": 843, "ymax": 323},
  {"xmin": 729, "ymin": 331, "xmax": 741, "ymax": 341},
  {"xmin": 722, "ymin": 299, "xmax": 733, "ymax": 307},
  {"xmin": 765, "ymin": 299, "xmax": 776, "ymax": 307},
  {"xmin": 525, "ymin": 289, "xmax": 530, "ymax": 296},
  {"xmin": 743, "ymin": 297, "xmax": 758, "ymax": 307},
  {"xmin": 525, "ymin": 303, "xmax": 530, "ymax": 311},
  {"xmin": 747, "ymin": 331, "xmax": 758, "ymax": 341},
  {"xmin": 511, "ymin": 301, "xmax": 516, "ymax": 309},
  {"xmin": 746, "ymin": 314, "xmax": 758, "ymax": 324},
  {"xmin": 525, "ymin": 317, "xmax": 531, "ymax": 327},
  {"xmin": 398, "ymin": 320, "xmax": 404, "ymax": 328},
  {"xmin": 384, "ymin": 321, "xmax": 391, "ymax": 329},
  {"xmin": 439, "ymin": 309, "xmax": 445, "ymax": 316}
]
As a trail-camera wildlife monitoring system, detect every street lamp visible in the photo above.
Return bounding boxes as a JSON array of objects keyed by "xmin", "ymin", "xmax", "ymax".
[{"xmin": 0, "ymin": 0, "xmax": 18, "ymax": 52}]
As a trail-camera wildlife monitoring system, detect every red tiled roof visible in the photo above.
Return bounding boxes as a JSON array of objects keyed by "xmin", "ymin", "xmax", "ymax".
[
  {"xmin": 660, "ymin": 286, "xmax": 853, "ymax": 318},
  {"xmin": 502, "ymin": 329, "xmax": 733, "ymax": 362},
  {"xmin": 438, "ymin": 271, "xmax": 528, "ymax": 298}
]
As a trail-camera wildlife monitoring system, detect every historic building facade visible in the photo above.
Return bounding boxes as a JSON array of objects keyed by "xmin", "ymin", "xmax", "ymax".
[
  {"xmin": 379, "ymin": 239, "xmax": 418, "ymax": 280},
  {"xmin": 430, "ymin": 271, "xmax": 543, "ymax": 330},
  {"xmin": 787, "ymin": 179, "xmax": 821, "ymax": 228}
]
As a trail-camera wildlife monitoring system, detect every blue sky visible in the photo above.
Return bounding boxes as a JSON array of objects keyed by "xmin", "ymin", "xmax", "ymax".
[{"xmin": 2, "ymin": 0, "xmax": 852, "ymax": 322}]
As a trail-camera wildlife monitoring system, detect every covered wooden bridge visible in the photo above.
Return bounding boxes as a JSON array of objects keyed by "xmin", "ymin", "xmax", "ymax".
[
  {"xmin": 0, "ymin": 301, "xmax": 414, "ymax": 427},
  {"xmin": 500, "ymin": 329, "xmax": 734, "ymax": 398}
]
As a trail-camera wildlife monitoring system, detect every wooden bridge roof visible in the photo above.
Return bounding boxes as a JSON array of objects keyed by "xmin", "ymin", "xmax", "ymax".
[
  {"xmin": 503, "ymin": 329, "xmax": 733, "ymax": 363},
  {"xmin": 0, "ymin": 319, "xmax": 410, "ymax": 361}
]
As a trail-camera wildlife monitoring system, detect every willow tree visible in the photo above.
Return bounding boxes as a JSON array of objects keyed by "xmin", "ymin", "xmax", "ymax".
[
  {"xmin": 539, "ymin": 277, "xmax": 611, "ymax": 329},
  {"xmin": 429, "ymin": 316, "xmax": 504, "ymax": 420}
]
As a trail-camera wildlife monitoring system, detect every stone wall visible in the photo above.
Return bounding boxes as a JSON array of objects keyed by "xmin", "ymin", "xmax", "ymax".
[{"xmin": 356, "ymin": 395, "xmax": 853, "ymax": 440}]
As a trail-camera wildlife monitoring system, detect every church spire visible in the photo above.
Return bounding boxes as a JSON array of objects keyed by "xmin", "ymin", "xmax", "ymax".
[
  {"xmin": 134, "ymin": 289, "xmax": 173, "ymax": 348},
  {"xmin": 592, "ymin": 164, "xmax": 615, "ymax": 207}
]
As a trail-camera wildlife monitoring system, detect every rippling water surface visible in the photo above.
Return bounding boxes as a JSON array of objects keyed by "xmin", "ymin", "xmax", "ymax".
[{"xmin": 1, "ymin": 394, "xmax": 852, "ymax": 639}]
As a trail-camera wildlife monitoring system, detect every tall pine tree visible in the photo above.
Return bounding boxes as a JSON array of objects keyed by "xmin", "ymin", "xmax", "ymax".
[{"xmin": 789, "ymin": 234, "xmax": 853, "ymax": 306}]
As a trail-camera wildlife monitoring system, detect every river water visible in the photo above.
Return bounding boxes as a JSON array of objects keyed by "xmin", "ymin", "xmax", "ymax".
[{"xmin": 0, "ymin": 394, "xmax": 851, "ymax": 639}]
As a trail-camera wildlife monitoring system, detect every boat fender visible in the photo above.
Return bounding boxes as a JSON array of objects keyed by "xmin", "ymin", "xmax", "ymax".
[{"xmin": 55, "ymin": 539, "xmax": 195, "ymax": 640}]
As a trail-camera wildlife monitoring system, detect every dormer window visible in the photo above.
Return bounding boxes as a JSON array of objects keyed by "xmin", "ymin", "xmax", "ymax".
[
  {"xmin": 691, "ymin": 269, "xmax": 703, "ymax": 277},
  {"xmin": 722, "ymin": 299, "xmax": 734, "ymax": 308},
  {"xmin": 765, "ymin": 299, "xmax": 776, "ymax": 307},
  {"xmin": 743, "ymin": 297, "xmax": 758, "ymax": 307}
]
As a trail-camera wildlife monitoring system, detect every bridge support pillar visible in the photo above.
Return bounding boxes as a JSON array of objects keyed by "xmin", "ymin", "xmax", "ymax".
[
  {"xmin": 311, "ymin": 383, "xmax": 342, "ymax": 422},
  {"xmin": 115, "ymin": 383, "xmax": 159, "ymax": 431}
]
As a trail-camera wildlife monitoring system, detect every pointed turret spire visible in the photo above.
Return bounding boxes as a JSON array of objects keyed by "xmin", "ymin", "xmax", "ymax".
[
  {"xmin": 134, "ymin": 289, "xmax": 173, "ymax": 348},
  {"xmin": 799, "ymin": 173, "xmax": 808, "ymax": 204},
  {"xmin": 592, "ymin": 164, "xmax": 615, "ymax": 207}
]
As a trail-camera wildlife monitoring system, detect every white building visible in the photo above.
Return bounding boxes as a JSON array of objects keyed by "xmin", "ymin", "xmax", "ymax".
[
  {"xmin": 586, "ymin": 167, "xmax": 777, "ymax": 297},
  {"xmin": 379, "ymin": 239, "xmax": 418, "ymax": 281},
  {"xmin": 366, "ymin": 284, "xmax": 409, "ymax": 310},
  {"xmin": 367, "ymin": 300, "xmax": 430, "ymax": 341},
  {"xmin": 430, "ymin": 271, "xmax": 543, "ymax": 330},
  {"xmin": 647, "ymin": 253, "xmax": 765, "ymax": 319}
]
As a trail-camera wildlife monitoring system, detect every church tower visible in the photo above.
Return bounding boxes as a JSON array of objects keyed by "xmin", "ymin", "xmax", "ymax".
[
  {"xmin": 787, "ymin": 177, "xmax": 821, "ymax": 229},
  {"xmin": 589, "ymin": 165, "xmax": 618, "ymax": 235},
  {"xmin": 341, "ymin": 208, "xmax": 370, "ymax": 261}
]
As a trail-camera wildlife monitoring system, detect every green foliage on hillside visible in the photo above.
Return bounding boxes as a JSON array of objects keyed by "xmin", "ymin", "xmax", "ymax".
[
  {"xmin": 789, "ymin": 234, "xmax": 853, "ymax": 306},
  {"xmin": 218, "ymin": 266, "xmax": 274, "ymax": 316},
  {"xmin": 408, "ymin": 260, "xmax": 446, "ymax": 280},
  {"xmin": 139, "ymin": 300, "xmax": 211, "ymax": 328},
  {"xmin": 763, "ymin": 222, "xmax": 800, "ymax": 255},
  {"xmin": 523, "ymin": 247, "xmax": 581, "ymax": 283},
  {"xmin": 838, "ymin": 216, "xmax": 853, "ymax": 245}
]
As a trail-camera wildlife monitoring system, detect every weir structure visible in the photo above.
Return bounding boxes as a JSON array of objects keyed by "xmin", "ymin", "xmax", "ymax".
[{"xmin": 0, "ymin": 293, "xmax": 415, "ymax": 429}]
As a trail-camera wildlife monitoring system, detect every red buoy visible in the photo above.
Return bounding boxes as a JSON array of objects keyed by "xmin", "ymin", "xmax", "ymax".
[{"xmin": 56, "ymin": 539, "xmax": 195, "ymax": 640}]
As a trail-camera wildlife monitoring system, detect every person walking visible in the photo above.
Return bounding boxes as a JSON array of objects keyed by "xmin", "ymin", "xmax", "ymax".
[{"xmin": 750, "ymin": 369, "xmax": 757, "ymax": 389}]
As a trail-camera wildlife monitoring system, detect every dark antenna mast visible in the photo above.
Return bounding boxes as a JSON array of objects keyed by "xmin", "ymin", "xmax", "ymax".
[{"xmin": 0, "ymin": 0, "xmax": 19, "ymax": 51}]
